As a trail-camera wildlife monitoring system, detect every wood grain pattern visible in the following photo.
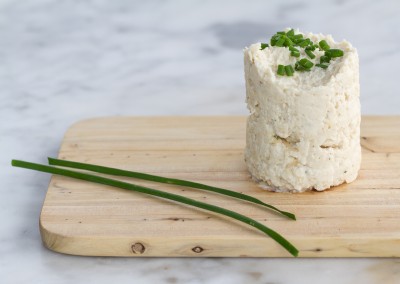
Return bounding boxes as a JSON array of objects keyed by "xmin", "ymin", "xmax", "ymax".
[{"xmin": 40, "ymin": 116, "xmax": 400, "ymax": 257}]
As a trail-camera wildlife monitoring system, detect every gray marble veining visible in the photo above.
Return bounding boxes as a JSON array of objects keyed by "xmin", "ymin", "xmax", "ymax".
[{"xmin": 1, "ymin": 0, "xmax": 399, "ymax": 283}]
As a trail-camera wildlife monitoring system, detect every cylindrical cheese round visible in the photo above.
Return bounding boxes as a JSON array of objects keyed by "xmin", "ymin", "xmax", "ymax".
[{"xmin": 244, "ymin": 32, "xmax": 361, "ymax": 192}]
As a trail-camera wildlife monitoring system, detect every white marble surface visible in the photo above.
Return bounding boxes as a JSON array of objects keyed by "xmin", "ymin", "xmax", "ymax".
[{"xmin": 1, "ymin": 0, "xmax": 399, "ymax": 283}]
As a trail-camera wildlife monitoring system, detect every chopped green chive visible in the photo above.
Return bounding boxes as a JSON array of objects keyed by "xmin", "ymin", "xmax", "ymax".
[
  {"xmin": 270, "ymin": 35, "xmax": 281, "ymax": 46},
  {"xmin": 12, "ymin": 159, "xmax": 299, "ymax": 257},
  {"xmin": 294, "ymin": 61, "xmax": 305, "ymax": 71},
  {"xmin": 285, "ymin": 65, "xmax": 294, "ymax": 76},
  {"xmin": 295, "ymin": 62, "xmax": 310, "ymax": 71},
  {"xmin": 316, "ymin": 63, "xmax": 329, "ymax": 69},
  {"xmin": 292, "ymin": 34, "xmax": 303, "ymax": 40},
  {"xmin": 290, "ymin": 50, "xmax": 300, "ymax": 57},
  {"xmin": 275, "ymin": 37, "xmax": 286, "ymax": 47},
  {"xmin": 267, "ymin": 29, "xmax": 344, "ymax": 75},
  {"xmin": 260, "ymin": 43, "xmax": 269, "ymax": 50},
  {"xmin": 299, "ymin": 58, "xmax": 314, "ymax": 69},
  {"xmin": 285, "ymin": 37, "xmax": 293, "ymax": 46},
  {"xmin": 319, "ymin": 40, "xmax": 330, "ymax": 51},
  {"xmin": 277, "ymin": 64, "xmax": 285, "ymax": 76},
  {"xmin": 305, "ymin": 45, "xmax": 316, "ymax": 51},
  {"xmin": 286, "ymin": 29, "xmax": 295, "ymax": 37},
  {"xmin": 320, "ymin": 55, "xmax": 331, "ymax": 63},
  {"xmin": 325, "ymin": 48, "xmax": 344, "ymax": 58},
  {"xmin": 297, "ymin": 39, "xmax": 309, "ymax": 47},
  {"xmin": 305, "ymin": 49, "xmax": 316, "ymax": 59}
]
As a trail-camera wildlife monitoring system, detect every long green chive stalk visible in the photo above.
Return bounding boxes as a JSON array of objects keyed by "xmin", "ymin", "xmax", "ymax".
[
  {"xmin": 47, "ymin": 157, "xmax": 295, "ymax": 220},
  {"xmin": 12, "ymin": 160, "xmax": 299, "ymax": 257}
]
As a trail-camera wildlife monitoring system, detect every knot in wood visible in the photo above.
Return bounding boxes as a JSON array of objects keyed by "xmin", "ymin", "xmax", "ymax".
[
  {"xmin": 192, "ymin": 246, "xmax": 204, "ymax": 253},
  {"xmin": 131, "ymin": 242, "xmax": 146, "ymax": 254}
]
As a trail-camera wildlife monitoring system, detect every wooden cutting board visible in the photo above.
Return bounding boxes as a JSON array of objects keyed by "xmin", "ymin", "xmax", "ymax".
[{"xmin": 40, "ymin": 116, "xmax": 400, "ymax": 257}]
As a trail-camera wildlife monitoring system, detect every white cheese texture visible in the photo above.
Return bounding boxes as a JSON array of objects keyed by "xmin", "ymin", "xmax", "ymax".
[{"xmin": 244, "ymin": 32, "xmax": 361, "ymax": 193}]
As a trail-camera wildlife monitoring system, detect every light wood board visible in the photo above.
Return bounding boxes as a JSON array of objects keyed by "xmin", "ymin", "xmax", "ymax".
[{"xmin": 40, "ymin": 116, "xmax": 400, "ymax": 257}]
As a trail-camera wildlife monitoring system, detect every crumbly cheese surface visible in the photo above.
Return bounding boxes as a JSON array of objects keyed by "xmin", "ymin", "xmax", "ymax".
[{"xmin": 244, "ymin": 32, "xmax": 361, "ymax": 192}]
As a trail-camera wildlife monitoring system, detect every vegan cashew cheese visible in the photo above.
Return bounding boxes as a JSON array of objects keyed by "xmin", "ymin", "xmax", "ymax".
[{"xmin": 244, "ymin": 30, "xmax": 361, "ymax": 192}]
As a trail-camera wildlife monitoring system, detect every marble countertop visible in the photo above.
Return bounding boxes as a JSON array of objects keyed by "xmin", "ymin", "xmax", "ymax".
[{"xmin": 1, "ymin": 0, "xmax": 399, "ymax": 283}]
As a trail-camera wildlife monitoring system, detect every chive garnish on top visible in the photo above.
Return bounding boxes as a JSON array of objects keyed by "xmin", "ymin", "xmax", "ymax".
[
  {"xmin": 277, "ymin": 65, "xmax": 285, "ymax": 76},
  {"xmin": 260, "ymin": 43, "xmax": 269, "ymax": 50},
  {"xmin": 298, "ymin": 58, "xmax": 314, "ymax": 69},
  {"xmin": 319, "ymin": 40, "xmax": 330, "ymax": 51},
  {"xmin": 259, "ymin": 29, "xmax": 345, "ymax": 76},
  {"xmin": 305, "ymin": 49, "xmax": 316, "ymax": 59},
  {"xmin": 316, "ymin": 63, "xmax": 329, "ymax": 69},
  {"xmin": 325, "ymin": 49, "xmax": 344, "ymax": 58},
  {"xmin": 284, "ymin": 65, "xmax": 294, "ymax": 76}
]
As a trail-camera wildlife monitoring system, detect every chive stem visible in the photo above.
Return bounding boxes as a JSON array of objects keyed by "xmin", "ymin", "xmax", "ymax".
[
  {"xmin": 284, "ymin": 37, "xmax": 293, "ymax": 47},
  {"xmin": 47, "ymin": 158, "xmax": 295, "ymax": 220},
  {"xmin": 290, "ymin": 51, "xmax": 300, "ymax": 57},
  {"xmin": 277, "ymin": 65, "xmax": 285, "ymax": 76},
  {"xmin": 305, "ymin": 46, "xmax": 316, "ymax": 51},
  {"xmin": 316, "ymin": 63, "xmax": 329, "ymax": 69},
  {"xmin": 12, "ymin": 159, "xmax": 299, "ymax": 257},
  {"xmin": 286, "ymin": 29, "xmax": 295, "ymax": 37},
  {"xmin": 275, "ymin": 37, "xmax": 286, "ymax": 47},
  {"xmin": 299, "ymin": 58, "xmax": 314, "ymax": 69},
  {"xmin": 284, "ymin": 65, "xmax": 294, "ymax": 76},
  {"xmin": 260, "ymin": 43, "xmax": 269, "ymax": 50},
  {"xmin": 297, "ymin": 39, "xmax": 309, "ymax": 48},
  {"xmin": 305, "ymin": 49, "xmax": 315, "ymax": 59},
  {"xmin": 319, "ymin": 40, "xmax": 330, "ymax": 51},
  {"xmin": 291, "ymin": 34, "xmax": 303, "ymax": 40},
  {"xmin": 325, "ymin": 49, "xmax": 344, "ymax": 58},
  {"xmin": 320, "ymin": 55, "xmax": 331, "ymax": 63}
]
